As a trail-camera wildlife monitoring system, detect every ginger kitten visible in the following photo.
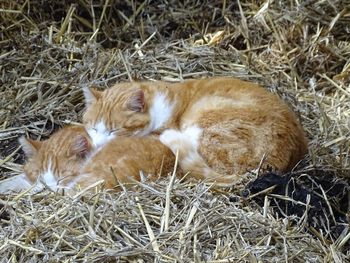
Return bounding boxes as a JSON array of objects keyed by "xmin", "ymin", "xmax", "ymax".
[
  {"xmin": 0, "ymin": 125, "xmax": 175, "ymax": 193},
  {"xmin": 83, "ymin": 77, "xmax": 308, "ymax": 186}
]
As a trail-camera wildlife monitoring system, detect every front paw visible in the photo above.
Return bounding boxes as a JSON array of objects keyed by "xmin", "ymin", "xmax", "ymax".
[{"xmin": 159, "ymin": 129, "xmax": 182, "ymax": 153}]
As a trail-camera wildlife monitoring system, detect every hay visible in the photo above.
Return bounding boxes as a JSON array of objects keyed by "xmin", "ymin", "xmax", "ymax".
[
  {"xmin": 0, "ymin": 180, "xmax": 340, "ymax": 262},
  {"xmin": 0, "ymin": 0, "xmax": 349, "ymax": 261}
]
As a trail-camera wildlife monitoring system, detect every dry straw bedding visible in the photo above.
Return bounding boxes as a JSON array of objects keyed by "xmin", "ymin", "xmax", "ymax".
[{"xmin": 0, "ymin": 0, "xmax": 350, "ymax": 262}]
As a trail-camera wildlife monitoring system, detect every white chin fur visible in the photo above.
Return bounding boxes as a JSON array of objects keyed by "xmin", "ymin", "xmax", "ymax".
[
  {"xmin": 39, "ymin": 167, "xmax": 59, "ymax": 191},
  {"xmin": 87, "ymin": 121, "xmax": 116, "ymax": 149},
  {"xmin": 138, "ymin": 92, "xmax": 174, "ymax": 136}
]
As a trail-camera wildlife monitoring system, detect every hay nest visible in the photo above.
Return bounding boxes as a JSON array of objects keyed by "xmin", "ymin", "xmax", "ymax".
[{"xmin": 1, "ymin": 0, "xmax": 349, "ymax": 261}]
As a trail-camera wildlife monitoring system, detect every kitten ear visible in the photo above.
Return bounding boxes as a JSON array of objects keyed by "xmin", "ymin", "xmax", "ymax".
[
  {"xmin": 83, "ymin": 85, "xmax": 101, "ymax": 106},
  {"xmin": 19, "ymin": 137, "xmax": 42, "ymax": 157},
  {"xmin": 71, "ymin": 135, "xmax": 91, "ymax": 158},
  {"xmin": 126, "ymin": 89, "xmax": 145, "ymax": 112}
]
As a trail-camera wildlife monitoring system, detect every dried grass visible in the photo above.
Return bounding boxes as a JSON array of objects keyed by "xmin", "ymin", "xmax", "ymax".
[{"xmin": 0, "ymin": 0, "xmax": 349, "ymax": 261}]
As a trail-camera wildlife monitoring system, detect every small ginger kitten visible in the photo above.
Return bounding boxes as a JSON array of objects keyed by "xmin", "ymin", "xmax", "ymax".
[
  {"xmin": 0, "ymin": 125, "xmax": 175, "ymax": 193},
  {"xmin": 83, "ymin": 77, "xmax": 308, "ymax": 186}
]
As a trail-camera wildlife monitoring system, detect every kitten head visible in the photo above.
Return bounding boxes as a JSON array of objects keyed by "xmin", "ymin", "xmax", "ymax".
[
  {"xmin": 20, "ymin": 125, "xmax": 92, "ymax": 190},
  {"xmin": 82, "ymin": 83, "xmax": 151, "ymax": 148}
]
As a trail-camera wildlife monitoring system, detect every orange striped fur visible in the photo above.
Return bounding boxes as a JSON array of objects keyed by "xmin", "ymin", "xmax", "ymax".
[{"xmin": 83, "ymin": 77, "xmax": 308, "ymax": 186}]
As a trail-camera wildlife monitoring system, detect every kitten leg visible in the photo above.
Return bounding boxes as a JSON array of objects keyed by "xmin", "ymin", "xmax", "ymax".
[
  {"xmin": 0, "ymin": 174, "xmax": 33, "ymax": 194},
  {"xmin": 160, "ymin": 127, "xmax": 237, "ymax": 187}
]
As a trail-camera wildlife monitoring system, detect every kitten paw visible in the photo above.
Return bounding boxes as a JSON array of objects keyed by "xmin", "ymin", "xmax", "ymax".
[
  {"xmin": 160, "ymin": 126, "xmax": 202, "ymax": 154},
  {"xmin": 159, "ymin": 129, "xmax": 182, "ymax": 152}
]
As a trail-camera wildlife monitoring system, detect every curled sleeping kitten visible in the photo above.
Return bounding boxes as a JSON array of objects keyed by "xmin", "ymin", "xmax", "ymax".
[
  {"xmin": 0, "ymin": 125, "xmax": 175, "ymax": 194},
  {"xmin": 83, "ymin": 77, "xmax": 308, "ymax": 186}
]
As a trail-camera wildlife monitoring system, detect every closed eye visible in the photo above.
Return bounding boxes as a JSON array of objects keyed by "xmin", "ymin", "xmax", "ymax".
[{"xmin": 109, "ymin": 129, "xmax": 118, "ymax": 135}]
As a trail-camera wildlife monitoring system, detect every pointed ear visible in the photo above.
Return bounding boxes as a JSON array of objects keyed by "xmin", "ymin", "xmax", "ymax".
[
  {"xmin": 19, "ymin": 137, "xmax": 42, "ymax": 157},
  {"xmin": 126, "ymin": 89, "xmax": 145, "ymax": 112},
  {"xmin": 82, "ymin": 85, "xmax": 101, "ymax": 106},
  {"xmin": 70, "ymin": 135, "xmax": 91, "ymax": 158}
]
